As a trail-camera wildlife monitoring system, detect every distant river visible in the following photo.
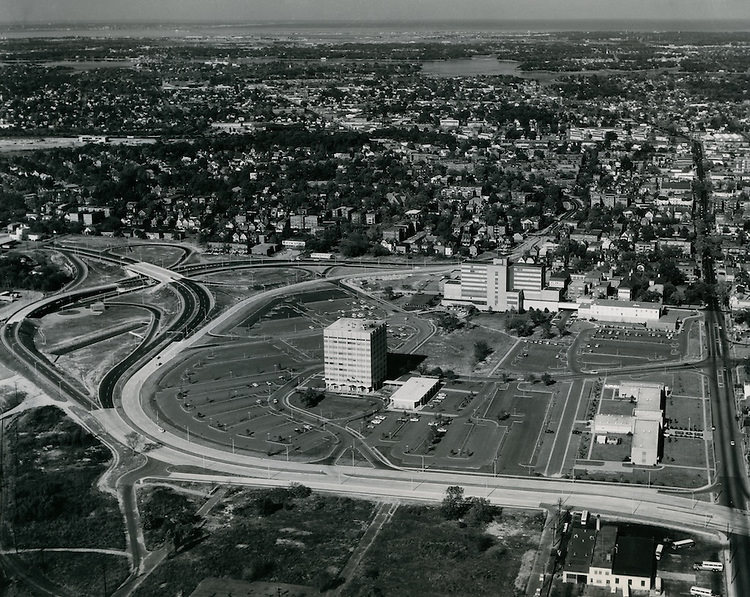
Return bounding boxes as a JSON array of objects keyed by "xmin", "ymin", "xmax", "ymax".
[{"xmin": 421, "ymin": 55, "xmax": 522, "ymax": 77}]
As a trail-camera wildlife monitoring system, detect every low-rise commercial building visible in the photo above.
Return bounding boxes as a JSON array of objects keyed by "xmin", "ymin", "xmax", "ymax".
[
  {"xmin": 563, "ymin": 515, "xmax": 656, "ymax": 593},
  {"xmin": 592, "ymin": 382, "xmax": 664, "ymax": 466},
  {"xmin": 577, "ymin": 299, "xmax": 662, "ymax": 325},
  {"xmin": 388, "ymin": 376, "xmax": 441, "ymax": 410}
]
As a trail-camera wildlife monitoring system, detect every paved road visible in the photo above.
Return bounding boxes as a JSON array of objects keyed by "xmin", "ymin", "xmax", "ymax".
[
  {"xmin": 5, "ymin": 242, "xmax": 750, "ymax": 595},
  {"xmin": 694, "ymin": 139, "xmax": 750, "ymax": 597}
]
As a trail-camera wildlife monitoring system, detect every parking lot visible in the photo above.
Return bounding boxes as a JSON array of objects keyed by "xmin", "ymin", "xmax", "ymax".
[{"xmin": 574, "ymin": 326, "xmax": 683, "ymax": 371}]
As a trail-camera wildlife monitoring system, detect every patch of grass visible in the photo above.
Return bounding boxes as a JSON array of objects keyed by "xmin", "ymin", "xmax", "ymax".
[
  {"xmin": 4, "ymin": 406, "xmax": 125, "ymax": 550},
  {"xmin": 16, "ymin": 552, "xmax": 130, "ymax": 597},
  {"xmin": 133, "ymin": 487, "xmax": 375, "ymax": 597},
  {"xmin": 138, "ymin": 486, "xmax": 202, "ymax": 551},
  {"xmin": 344, "ymin": 506, "xmax": 544, "ymax": 597}
]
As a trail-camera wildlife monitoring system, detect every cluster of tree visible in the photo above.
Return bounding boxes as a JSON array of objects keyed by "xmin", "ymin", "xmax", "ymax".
[
  {"xmin": 141, "ymin": 487, "xmax": 200, "ymax": 551},
  {"xmin": 236, "ymin": 484, "xmax": 313, "ymax": 518},
  {"xmin": 417, "ymin": 365, "xmax": 458, "ymax": 381},
  {"xmin": 506, "ymin": 309, "xmax": 554, "ymax": 337},
  {"xmin": 441, "ymin": 486, "xmax": 497, "ymax": 527},
  {"xmin": 299, "ymin": 388, "xmax": 325, "ymax": 408},
  {"xmin": 0, "ymin": 253, "xmax": 71, "ymax": 292},
  {"xmin": 435, "ymin": 312, "xmax": 465, "ymax": 333}
]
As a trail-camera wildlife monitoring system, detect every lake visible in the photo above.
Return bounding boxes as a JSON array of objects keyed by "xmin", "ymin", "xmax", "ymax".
[{"xmin": 421, "ymin": 55, "xmax": 522, "ymax": 77}]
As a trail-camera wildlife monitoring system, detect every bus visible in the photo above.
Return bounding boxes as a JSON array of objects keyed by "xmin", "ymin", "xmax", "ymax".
[
  {"xmin": 693, "ymin": 561, "xmax": 723, "ymax": 572},
  {"xmin": 689, "ymin": 587, "xmax": 713, "ymax": 597},
  {"xmin": 655, "ymin": 543, "xmax": 664, "ymax": 561},
  {"xmin": 673, "ymin": 539, "xmax": 696, "ymax": 550}
]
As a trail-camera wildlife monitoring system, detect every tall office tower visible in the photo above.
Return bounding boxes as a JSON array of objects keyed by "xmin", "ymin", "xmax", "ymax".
[{"xmin": 323, "ymin": 318, "xmax": 388, "ymax": 393}]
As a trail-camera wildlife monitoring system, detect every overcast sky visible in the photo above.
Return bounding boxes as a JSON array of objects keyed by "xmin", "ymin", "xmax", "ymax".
[{"xmin": 0, "ymin": 0, "xmax": 748, "ymax": 25}]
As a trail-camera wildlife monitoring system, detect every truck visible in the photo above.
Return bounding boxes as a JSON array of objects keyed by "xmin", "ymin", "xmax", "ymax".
[{"xmin": 655, "ymin": 543, "xmax": 664, "ymax": 561}]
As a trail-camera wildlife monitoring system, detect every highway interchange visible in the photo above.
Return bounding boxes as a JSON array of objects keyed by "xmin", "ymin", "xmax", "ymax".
[{"xmin": 0, "ymin": 232, "xmax": 749, "ymax": 595}]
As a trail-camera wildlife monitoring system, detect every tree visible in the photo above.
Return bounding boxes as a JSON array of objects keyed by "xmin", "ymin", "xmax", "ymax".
[
  {"xmin": 441, "ymin": 485, "xmax": 467, "ymax": 520},
  {"xmin": 464, "ymin": 497, "xmax": 496, "ymax": 527},
  {"xmin": 473, "ymin": 340, "xmax": 492, "ymax": 364},
  {"xmin": 540, "ymin": 373, "xmax": 555, "ymax": 386},
  {"xmin": 300, "ymin": 388, "xmax": 324, "ymax": 408}
]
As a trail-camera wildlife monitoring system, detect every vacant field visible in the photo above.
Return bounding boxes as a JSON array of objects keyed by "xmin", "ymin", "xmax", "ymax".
[
  {"xmin": 133, "ymin": 486, "xmax": 375, "ymax": 596},
  {"xmin": 344, "ymin": 506, "xmax": 544, "ymax": 597},
  {"xmin": 57, "ymin": 332, "xmax": 145, "ymax": 395},
  {"xmin": 76, "ymin": 256, "xmax": 131, "ymax": 288},
  {"xmin": 37, "ymin": 304, "xmax": 148, "ymax": 349},
  {"xmin": 663, "ymin": 436, "xmax": 707, "ymax": 468},
  {"xmin": 420, "ymin": 325, "xmax": 516, "ymax": 376},
  {"xmin": 2, "ymin": 407, "xmax": 125, "ymax": 551},
  {"xmin": 589, "ymin": 435, "xmax": 631, "ymax": 462},
  {"xmin": 16, "ymin": 552, "xmax": 130, "ymax": 597},
  {"xmin": 363, "ymin": 272, "xmax": 444, "ymax": 295},
  {"xmin": 666, "ymin": 396, "xmax": 705, "ymax": 431},
  {"xmin": 110, "ymin": 243, "xmax": 187, "ymax": 267},
  {"xmin": 506, "ymin": 340, "xmax": 567, "ymax": 373}
]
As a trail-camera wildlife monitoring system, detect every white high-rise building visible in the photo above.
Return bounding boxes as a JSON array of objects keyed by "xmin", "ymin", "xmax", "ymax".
[{"xmin": 324, "ymin": 318, "xmax": 387, "ymax": 393}]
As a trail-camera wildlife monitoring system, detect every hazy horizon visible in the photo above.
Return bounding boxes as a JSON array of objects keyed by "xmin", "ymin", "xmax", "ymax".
[{"xmin": 1, "ymin": 0, "xmax": 749, "ymax": 28}]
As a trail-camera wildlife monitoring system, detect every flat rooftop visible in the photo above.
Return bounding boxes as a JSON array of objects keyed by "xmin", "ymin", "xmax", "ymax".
[
  {"xmin": 565, "ymin": 524, "xmax": 598, "ymax": 574},
  {"xmin": 324, "ymin": 317, "xmax": 385, "ymax": 335},
  {"xmin": 591, "ymin": 525, "xmax": 617, "ymax": 569},
  {"xmin": 632, "ymin": 418, "xmax": 661, "ymax": 450},
  {"xmin": 612, "ymin": 535, "xmax": 655, "ymax": 579},
  {"xmin": 619, "ymin": 382, "xmax": 663, "ymax": 413},
  {"xmin": 390, "ymin": 376, "xmax": 440, "ymax": 405},
  {"xmin": 589, "ymin": 298, "xmax": 661, "ymax": 309}
]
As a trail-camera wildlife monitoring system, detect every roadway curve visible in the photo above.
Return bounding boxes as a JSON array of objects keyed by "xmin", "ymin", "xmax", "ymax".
[
  {"xmin": 5, "ymin": 246, "xmax": 750, "ymax": 594},
  {"xmin": 112, "ymin": 265, "xmax": 750, "ymax": 540}
]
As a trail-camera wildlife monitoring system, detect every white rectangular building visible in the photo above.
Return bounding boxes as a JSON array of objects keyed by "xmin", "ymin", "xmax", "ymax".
[
  {"xmin": 324, "ymin": 318, "xmax": 387, "ymax": 394},
  {"xmin": 577, "ymin": 299, "xmax": 661, "ymax": 325},
  {"xmin": 389, "ymin": 376, "xmax": 441, "ymax": 410}
]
